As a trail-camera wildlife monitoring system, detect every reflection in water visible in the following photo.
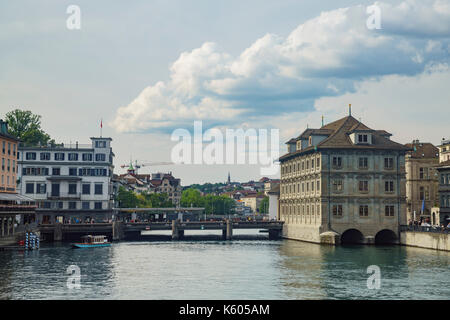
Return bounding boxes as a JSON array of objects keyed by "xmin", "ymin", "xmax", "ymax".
[{"xmin": 0, "ymin": 232, "xmax": 449, "ymax": 300}]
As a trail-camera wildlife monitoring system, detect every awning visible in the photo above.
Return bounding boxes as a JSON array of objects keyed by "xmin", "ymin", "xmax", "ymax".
[{"xmin": 0, "ymin": 193, "xmax": 36, "ymax": 202}]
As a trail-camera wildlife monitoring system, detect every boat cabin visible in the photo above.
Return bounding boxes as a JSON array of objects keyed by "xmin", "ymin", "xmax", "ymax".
[{"xmin": 80, "ymin": 235, "xmax": 108, "ymax": 244}]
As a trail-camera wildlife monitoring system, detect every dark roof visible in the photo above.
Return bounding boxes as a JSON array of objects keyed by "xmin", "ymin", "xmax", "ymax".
[
  {"xmin": 0, "ymin": 131, "xmax": 19, "ymax": 142},
  {"xmin": 405, "ymin": 142, "xmax": 439, "ymax": 159},
  {"xmin": 280, "ymin": 115, "xmax": 409, "ymax": 161}
]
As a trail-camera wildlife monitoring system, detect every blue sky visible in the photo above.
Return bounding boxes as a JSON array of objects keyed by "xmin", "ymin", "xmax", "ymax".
[{"xmin": 1, "ymin": 0, "xmax": 450, "ymax": 185}]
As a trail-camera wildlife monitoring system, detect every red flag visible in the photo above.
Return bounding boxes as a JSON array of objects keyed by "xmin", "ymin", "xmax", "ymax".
[{"xmin": 100, "ymin": 119, "xmax": 103, "ymax": 128}]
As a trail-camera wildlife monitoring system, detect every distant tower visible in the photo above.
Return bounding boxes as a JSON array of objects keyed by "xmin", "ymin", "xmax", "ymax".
[
  {"xmin": 227, "ymin": 172, "xmax": 231, "ymax": 185},
  {"xmin": 127, "ymin": 161, "xmax": 135, "ymax": 175}
]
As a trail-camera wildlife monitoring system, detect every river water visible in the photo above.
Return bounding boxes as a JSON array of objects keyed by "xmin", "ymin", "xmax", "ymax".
[{"xmin": 0, "ymin": 230, "xmax": 449, "ymax": 300}]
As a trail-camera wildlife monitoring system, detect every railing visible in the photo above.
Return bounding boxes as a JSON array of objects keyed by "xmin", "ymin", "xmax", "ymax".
[
  {"xmin": 47, "ymin": 192, "xmax": 81, "ymax": 199},
  {"xmin": 400, "ymin": 225, "xmax": 450, "ymax": 234},
  {"xmin": 0, "ymin": 204, "xmax": 37, "ymax": 212}
]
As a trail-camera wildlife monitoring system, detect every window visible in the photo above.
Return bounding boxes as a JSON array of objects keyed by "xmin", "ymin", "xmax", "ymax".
[
  {"xmin": 359, "ymin": 205, "xmax": 369, "ymax": 217},
  {"xmin": 2, "ymin": 141, "xmax": 4, "ymax": 153},
  {"xmin": 54, "ymin": 153, "xmax": 65, "ymax": 161},
  {"xmin": 68, "ymin": 153, "xmax": 78, "ymax": 161},
  {"xmin": 358, "ymin": 134, "xmax": 368, "ymax": 143},
  {"xmin": 69, "ymin": 168, "xmax": 77, "ymax": 176},
  {"xmin": 13, "ymin": 144, "xmax": 16, "ymax": 156},
  {"xmin": 332, "ymin": 205, "xmax": 343, "ymax": 216},
  {"xmin": 332, "ymin": 156, "xmax": 342, "ymax": 168},
  {"xmin": 7, "ymin": 159, "xmax": 10, "ymax": 171},
  {"xmin": 26, "ymin": 152, "xmax": 36, "ymax": 160},
  {"xmin": 36, "ymin": 183, "xmax": 46, "ymax": 194},
  {"xmin": 419, "ymin": 186, "xmax": 424, "ymax": 200},
  {"xmin": 384, "ymin": 157, "xmax": 394, "ymax": 169},
  {"xmin": 94, "ymin": 202, "xmax": 102, "ymax": 210},
  {"xmin": 82, "ymin": 202, "xmax": 90, "ymax": 210},
  {"xmin": 359, "ymin": 180, "xmax": 369, "ymax": 192},
  {"xmin": 95, "ymin": 153, "xmax": 106, "ymax": 162},
  {"xmin": 419, "ymin": 167, "xmax": 429, "ymax": 180},
  {"xmin": 317, "ymin": 180, "xmax": 320, "ymax": 191},
  {"xmin": 82, "ymin": 153, "xmax": 93, "ymax": 161},
  {"xmin": 358, "ymin": 157, "xmax": 368, "ymax": 169},
  {"xmin": 95, "ymin": 184, "xmax": 103, "ymax": 195},
  {"xmin": 7, "ymin": 143, "xmax": 11, "ymax": 155},
  {"xmin": 333, "ymin": 180, "xmax": 343, "ymax": 192},
  {"xmin": 82, "ymin": 184, "xmax": 90, "ymax": 195},
  {"xmin": 311, "ymin": 159, "xmax": 315, "ymax": 169},
  {"xmin": 385, "ymin": 181, "xmax": 394, "ymax": 192},
  {"xmin": 68, "ymin": 184, "xmax": 77, "ymax": 194},
  {"xmin": 69, "ymin": 202, "xmax": 77, "ymax": 210},
  {"xmin": 26, "ymin": 183, "xmax": 34, "ymax": 194},
  {"xmin": 385, "ymin": 205, "xmax": 395, "ymax": 217},
  {"xmin": 52, "ymin": 168, "xmax": 61, "ymax": 176},
  {"xmin": 95, "ymin": 141, "xmax": 106, "ymax": 148},
  {"xmin": 40, "ymin": 152, "xmax": 50, "ymax": 160},
  {"xmin": 316, "ymin": 157, "xmax": 320, "ymax": 168},
  {"xmin": 51, "ymin": 183, "xmax": 60, "ymax": 197}
]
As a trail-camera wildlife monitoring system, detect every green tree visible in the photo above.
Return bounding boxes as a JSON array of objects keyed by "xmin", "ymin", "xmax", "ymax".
[
  {"xmin": 5, "ymin": 109, "xmax": 54, "ymax": 146},
  {"xmin": 259, "ymin": 196, "xmax": 269, "ymax": 214},
  {"xmin": 181, "ymin": 188, "xmax": 204, "ymax": 207},
  {"xmin": 116, "ymin": 186, "xmax": 139, "ymax": 208}
]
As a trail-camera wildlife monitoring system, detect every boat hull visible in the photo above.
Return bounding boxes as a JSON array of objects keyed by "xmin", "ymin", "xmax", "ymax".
[{"xmin": 72, "ymin": 243, "xmax": 111, "ymax": 248}]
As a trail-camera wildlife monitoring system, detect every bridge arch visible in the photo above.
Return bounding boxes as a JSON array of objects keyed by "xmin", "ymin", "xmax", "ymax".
[
  {"xmin": 340, "ymin": 229, "xmax": 364, "ymax": 244},
  {"xmin": 374, "ymin": 229, "xmax": 398, "ymax": 245}
]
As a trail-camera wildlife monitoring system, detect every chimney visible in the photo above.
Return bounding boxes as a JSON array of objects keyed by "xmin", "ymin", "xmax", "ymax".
[{"xmin": 349, "ymin": 104, "xmax": 352, "ymax": 116}]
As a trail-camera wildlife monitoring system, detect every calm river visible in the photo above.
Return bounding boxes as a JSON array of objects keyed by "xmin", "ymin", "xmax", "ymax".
[{"xmin": 0, "ymin": 230, "xmax": 449, "ymax": 299}]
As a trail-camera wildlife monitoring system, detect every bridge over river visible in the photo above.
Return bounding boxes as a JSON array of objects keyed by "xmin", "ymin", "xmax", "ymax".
[{"xmin": 38, "ymin": 220, "xmax": 284, "ymax": 242}]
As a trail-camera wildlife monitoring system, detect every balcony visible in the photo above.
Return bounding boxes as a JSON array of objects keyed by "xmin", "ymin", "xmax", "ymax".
[{"xmin": 47, "ymin": 192, "xmax": 81, "ymax": 200}]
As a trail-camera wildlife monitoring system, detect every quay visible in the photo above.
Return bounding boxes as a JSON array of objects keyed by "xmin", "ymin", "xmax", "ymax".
[{"xmin": 37, "ymin": 220, "xmax": 284, "ymax": 242}]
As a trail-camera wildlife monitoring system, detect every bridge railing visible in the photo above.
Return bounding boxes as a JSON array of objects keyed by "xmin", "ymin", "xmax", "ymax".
[{"xmin": 400, "ymin": 225, "xmax": 450, "ymax": 234}]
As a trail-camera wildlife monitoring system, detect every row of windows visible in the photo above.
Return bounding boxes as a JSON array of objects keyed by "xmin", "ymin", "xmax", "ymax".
[
  {"xmin": 282, "ymin": 180, "xmax": 396, "ymax": 195},
  {"xmin": 2, "ymin": 141, "xmax": 16, "ymax": 156},
  {"xmin": 38, "ymin": 201, "xmax": 105, "ymax": 210},
  {"xmin": 332, "ymin": 180, "xmax": 395, "ymax": 193},
  {"xmin": 281, "ymin": 203, "xmax": 321, "ymax": 215},
  {"xmin": 281, "ymin": 180, "xmax": 321, "ymax": 195},
  {"xmin": 332, "ymin": 205, "xmax": 395, "ymax": 217},
  {"xmin": 24, "ymin": 152, "xmax": 106, "ymax": 162},
  {"xmin": 281, "ymin": 157, "xmax": 321, "ymax": 174},
  {"xmin": 440, "ymin": 173, "xmax": 450, "ymax": 185},
  {"xmin": 282, "ymin": 156, "xmax": 396, "ymax": 175},
  {"xmin": 440, "ymin": 195, "xmax": 450, "ymax": 208},
  {"xmin": 1, "ymin": 174, "xmax": 15, "ymax": 186},
  {"xmin": 22, "ymin": 167, "xmax": 109, "ymax": 177},
  {"xmin": 332, "ymin": 156, "xmax": 394, "ymax": 169},
  {"xmin": 1, "ymin": 158, "xmax": 16, "ymax": 173},
  {"xmin": 25, "ymin": 182, "xmax": 104, "ymax": 195}
]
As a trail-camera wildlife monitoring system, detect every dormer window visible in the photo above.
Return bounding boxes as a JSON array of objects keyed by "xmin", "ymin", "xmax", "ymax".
[
  {"xmin": 358, "ymin": 134, "xmax": 368, "ymax": 143},
  {"xmin": 309, "ymin": 136, "xmax": 312, "ymax": 146}
]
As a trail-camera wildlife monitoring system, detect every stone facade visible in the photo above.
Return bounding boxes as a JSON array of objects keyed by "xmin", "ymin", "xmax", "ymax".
[
  {"xmin": 279, "ymin": 111, "xmax": 408, "ymax": 245},
  {"xmin": 404, "ymin": 141, "xmax": 439, "ymax": 222}
]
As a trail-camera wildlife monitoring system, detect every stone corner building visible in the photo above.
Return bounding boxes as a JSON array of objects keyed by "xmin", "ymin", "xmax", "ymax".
[
  {"xmin": 279, "ymin": 110, "xmax": 409, "ymax": 245},
  {"xmin": 404, "ymin": 140, "xmax": 439, "ymax": 222}
]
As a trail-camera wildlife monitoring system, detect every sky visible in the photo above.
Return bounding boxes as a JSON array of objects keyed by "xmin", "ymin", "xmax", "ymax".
[{"xmin": 1, "ymin": 0, "xmax": 450, "ymax": 185}]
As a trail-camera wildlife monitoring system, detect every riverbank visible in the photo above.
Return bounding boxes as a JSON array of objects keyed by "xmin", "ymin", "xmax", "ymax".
[{"xmin": 400, "ymin": 230, "xmax": 450, "ymax": 251}]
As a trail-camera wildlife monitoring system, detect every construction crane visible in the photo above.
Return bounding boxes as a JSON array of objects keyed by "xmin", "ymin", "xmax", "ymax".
[{"xmin": 120, "ymin": 160, "xmax": 174, "ymax": 175}]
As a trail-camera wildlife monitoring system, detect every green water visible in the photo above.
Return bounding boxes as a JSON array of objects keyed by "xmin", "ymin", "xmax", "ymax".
[{"xmin": 0, "ymin": 232, "xmax": 448, "ymax": 299}]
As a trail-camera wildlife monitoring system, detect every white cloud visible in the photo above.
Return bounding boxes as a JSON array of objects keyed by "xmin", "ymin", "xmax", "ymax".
[{"xmin": 112, "ymin": 0, "xmax": 450, "ymax": 133}]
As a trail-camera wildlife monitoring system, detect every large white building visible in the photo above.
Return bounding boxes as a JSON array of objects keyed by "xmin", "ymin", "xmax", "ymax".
[{"xmin": 17, "ymin": 137, "xmax": 114, "ymax": 223}]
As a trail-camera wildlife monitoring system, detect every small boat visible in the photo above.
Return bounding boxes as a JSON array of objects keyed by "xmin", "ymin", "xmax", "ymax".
[{"xmin": 72, "ymin": 235, "xmax": 111, "ymax": 248}]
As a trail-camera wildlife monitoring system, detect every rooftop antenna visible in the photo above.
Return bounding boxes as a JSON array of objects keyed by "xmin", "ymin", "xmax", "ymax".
[{"xmin": 321, "ymin": 115, "xmax": 324, "ymax": 127}]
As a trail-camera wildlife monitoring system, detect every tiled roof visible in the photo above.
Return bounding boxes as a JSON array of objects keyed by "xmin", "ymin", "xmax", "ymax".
[
  {"xmin": 280, "ymin": 115, "xmax": 409, "ymax": 161},
  {"xmin": 405, "ymin": 142, "xmax": 439, "ymax": 159}
]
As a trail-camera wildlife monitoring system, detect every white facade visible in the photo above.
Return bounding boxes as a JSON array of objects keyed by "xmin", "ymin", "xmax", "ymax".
[{"xmin": 17, "ymin": 137, "xmax": 114, "ymax": 222}]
